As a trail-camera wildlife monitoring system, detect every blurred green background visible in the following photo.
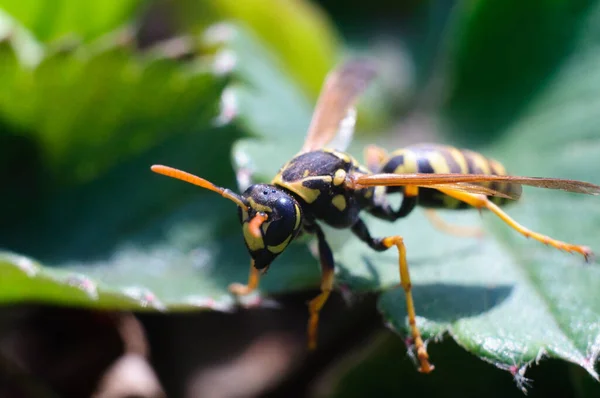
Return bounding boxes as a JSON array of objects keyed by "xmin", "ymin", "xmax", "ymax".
[{"xmin": 1, "ymin": 0, "xmax": 600, "ymax": 397}]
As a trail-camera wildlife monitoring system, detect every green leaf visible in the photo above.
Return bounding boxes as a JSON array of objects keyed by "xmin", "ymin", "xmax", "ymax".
[
  {"xmin": 0, "ymin": 0, "xmax": 143, "ymax": 43},
  {"xmin": 0, "ymin": 26, "xmax": 223, "ymax": 185},
  {"xmin": 0, "ymin": 8, "xmax": 44, "ymax": 65},
  {"xmin": 170, "ymin": 0, "xmax": 398, "ymax": 134},
  {"xmin": 328, "ymin": 334, "xmax": 600, "ymax": 397},
  {"xmin": 171, "ymin": 0, "xmax": 341, "ymax": 101},
  {"xmin": 0, "ymin": 24, "xmax": 320, "ymax": 311},
  {"xmin": 442, "ymin": 0, "xmax": 599, "ymax": 145}
]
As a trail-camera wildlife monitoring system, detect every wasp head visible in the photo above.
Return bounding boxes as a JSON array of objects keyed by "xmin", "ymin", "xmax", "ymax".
[
  {"xmin": 149, "ymin": 165, "xmax": 304, "ymax": 271},
  {"xmin": 239, "ymin": 184, "xmax": 304, "ymax": 270}
]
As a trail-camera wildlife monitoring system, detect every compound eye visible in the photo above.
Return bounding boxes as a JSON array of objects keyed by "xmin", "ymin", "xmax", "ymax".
[{"xmin": 264, "ymin": 198, "xmax": 296, "ymax": 245}]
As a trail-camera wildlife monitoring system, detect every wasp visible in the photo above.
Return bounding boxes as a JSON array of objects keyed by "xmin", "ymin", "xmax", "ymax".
[{"xmin": 151, "ymin": 60, "xmax": 600, "ymax": 373}]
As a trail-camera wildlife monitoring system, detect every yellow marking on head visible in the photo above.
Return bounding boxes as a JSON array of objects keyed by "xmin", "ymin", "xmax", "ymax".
[
  {"xmin": 332, "ymin": 194, "xmax": 347, "ymax": 211},
  {"xmin": 243, "ymin": 223, "xmax": 265, "ymax": 251},
  {"xmin": 303, "ymin": 169, "xmax": 310, "ymax": 177},
  {"xmin": 294, "ymin": 204, "xmax": 301, "ymax": 230},
  {"xmin": 241, "ymin": 208, "xmax": 249, "ymax": 222},
  {"xmin": 364, "ymin": 189, "xmax": 373, "ymax": 199},
  {"xmin": 333, "ymin": 169, "xmax": 346, "ymax": 186},
  {"xmin": 447, "ymin": 147, "xmax": 469, "ymax": 174},
  {"xmin": 247, "ymin": 197, "xmax": 272, "ymax": 213},
  {"xmin": 268, "ymin": 235, "xmax": 292, "ymax": 254}
]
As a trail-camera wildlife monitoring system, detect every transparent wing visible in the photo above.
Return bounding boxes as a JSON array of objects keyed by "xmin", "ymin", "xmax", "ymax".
[
  {"xmin": 352, "ymin": 173, "xmax": 600, "ymax": 198},
  {"xmin": 428, "ymin": 182, "xmax": 520, "ymax": 200},
  {"xmin": 300, "ymin": 59, "xmax": 377, "ymax": 153}
]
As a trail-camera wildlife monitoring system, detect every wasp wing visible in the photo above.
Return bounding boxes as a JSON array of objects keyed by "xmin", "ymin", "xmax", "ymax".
[
  {"xmin": 300, "ymin": 59, "xmax": 377, "ymax": 153},
  {"xmin": 426, "ymin": 182, "xmax": 520, "ymax": 200},
  {"xmin": 352, "ymin": 173, "xmax": 600, "ymax": 197}
]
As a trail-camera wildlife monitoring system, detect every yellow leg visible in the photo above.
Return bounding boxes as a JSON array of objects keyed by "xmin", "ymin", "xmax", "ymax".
[
  {"xmin": 307, "ymin": 267, "xmax": 335, "ymax": 350},
  {"xmin": 228, "ymin": 260, "xmax": 261, "ymax": 295},
  {"xmin": 381, "ymin": 235, "xmax": 434, "ymax": 374},
  {"xmin": 438, "ymin": 188, "xmax": 592, "ymax": 261},
  {"xmin": 424, "ymin": 209, "xmax": 484, "ymax": 238}
]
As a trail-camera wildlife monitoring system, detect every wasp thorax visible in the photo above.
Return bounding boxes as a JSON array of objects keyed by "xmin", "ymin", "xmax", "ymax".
[{"xmin": 238, "ymin": 184, "xmax": 303, "ymax": 269}]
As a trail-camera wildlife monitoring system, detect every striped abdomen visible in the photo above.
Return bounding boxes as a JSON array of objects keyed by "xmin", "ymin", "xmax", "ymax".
[{"xmin": 380, "ymin": 144, "xmax": 518, "ymax": 209}]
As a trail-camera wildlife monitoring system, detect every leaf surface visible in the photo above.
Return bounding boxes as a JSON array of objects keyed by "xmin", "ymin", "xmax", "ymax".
[
  {"xmin": 367, "ymin": 0, "xmax": 600, "ymax": 379},
  {"xmin": 0, "ymin": 24, "xmax": 322, "ymax": 311},
  {"xmin": 0, "ymin": 0, "xmax": 143, "ymax": 43}
]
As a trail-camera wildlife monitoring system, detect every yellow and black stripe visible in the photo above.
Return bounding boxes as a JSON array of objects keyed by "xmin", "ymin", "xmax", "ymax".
[{"xmin": 381, "ymin": 144, "xmax": 519, "ymax": 208}]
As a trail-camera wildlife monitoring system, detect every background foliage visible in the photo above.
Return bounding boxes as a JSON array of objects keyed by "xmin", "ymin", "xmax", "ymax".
[{"xmin": 0, "ymin": 0, "xmax": 599, "ymax": 397}]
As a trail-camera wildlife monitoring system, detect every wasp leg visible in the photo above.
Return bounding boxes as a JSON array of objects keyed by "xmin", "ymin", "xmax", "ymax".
[
  {"xmin": 304, "ymin": 223, "xmax": 334, "ymax": 350},
  {"xmin": 378, "ymin": 185, "xmax": 481, "ymax": 237},
  {"xmin": 368, "ymin": 188, "xmax": 418, "ymax": 221},
  {"xmin": 305, "ymin": 223, "xmax": 335, "ymax": 351},
  {"xmin": 424, "ymin": 209, "xmax": 484, "ymax": 238},
  {"xmin": 364, "ymin": 144, "xmax": 389, "ymax": 172},
  {"xmin": 437, "ymin": 188, "xmax": 593, "ymax": 261},
  {"xmin": 229, "ymin": 260, "xmax": 261, "ymax": 295},
  {"xmin": 351, "ymin": 219, "xmax": 434, "ymax": 373}
]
